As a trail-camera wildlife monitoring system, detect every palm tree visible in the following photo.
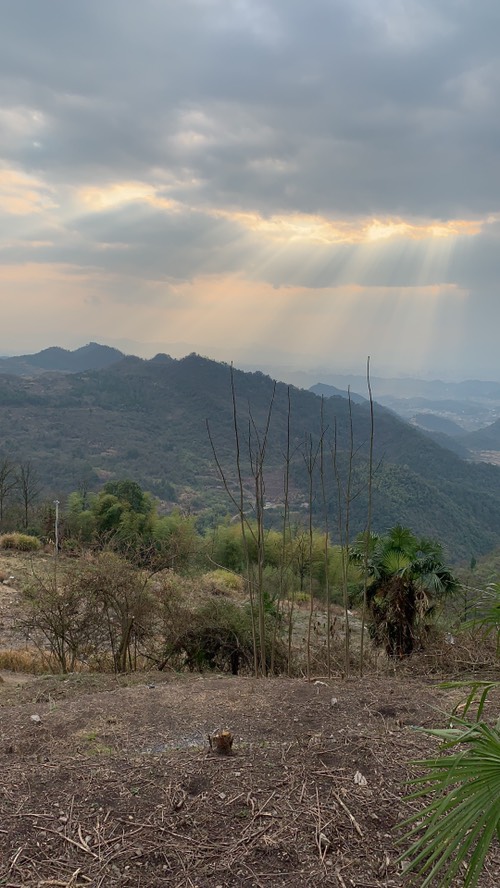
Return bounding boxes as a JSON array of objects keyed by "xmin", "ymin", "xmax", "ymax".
[{"xmin": 351, "ymin": 525, "xmax": 458, "ymax": 658}]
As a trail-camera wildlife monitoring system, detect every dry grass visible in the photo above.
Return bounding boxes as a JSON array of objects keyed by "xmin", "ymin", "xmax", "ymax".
[
  {"xmin": 0, "ymin": 647, "xmax": 55, "ymax": 674},
  {"xmin": 0, "ymin": 532, "xmax": 41, "ymax": 552}
]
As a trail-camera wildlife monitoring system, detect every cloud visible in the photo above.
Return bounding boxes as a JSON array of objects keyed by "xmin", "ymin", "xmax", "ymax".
[
  {"xmin": 1, "ymin": 0, "xmax": 499, "ymax": 216},
  {"xmin": 0, "ymin": 165, "xmax": 57, "ymax": 215},
  {"xmin": 0, "ymin": 1, "xmax": 499, "ymax": 377}
]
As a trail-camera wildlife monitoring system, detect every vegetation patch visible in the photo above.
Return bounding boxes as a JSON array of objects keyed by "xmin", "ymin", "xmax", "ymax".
[{"xmin": 0, "ymin": 533, "xmax": 41, "ymax": 552}]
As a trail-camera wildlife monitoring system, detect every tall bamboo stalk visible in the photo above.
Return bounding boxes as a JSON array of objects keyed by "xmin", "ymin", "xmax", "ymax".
[{"xmin": 360, "ymin": 357, "xmax": 374, "ymax": 676}]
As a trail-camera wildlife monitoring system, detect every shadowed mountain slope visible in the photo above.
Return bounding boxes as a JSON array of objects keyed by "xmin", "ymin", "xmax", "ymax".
[
  {"xmin": 0, "ymin": 353, "xmax": 499, "ymax": 560},
  {"xmin": 0, "ymin": 343, "xmax": 124, "ymax": 375}
]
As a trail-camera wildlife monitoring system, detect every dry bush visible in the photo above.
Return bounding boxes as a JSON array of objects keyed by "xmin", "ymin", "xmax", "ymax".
[
  {"xmin": 292, "ymin": 631, "xmax": 378, "ymax": 677},
  {"xmin": 17, "ymin": 553, "xmax": 159, "ymax": 674},
  {"xmin": 0, "ymin": 533, "xmax": 41, "ymax": 552},
  {"xmin": 400, "ymin": 625, "xmax": 499, "ymax": 678},
  {"xmin": 75, "ymin": 552, "xmax": 157, "ymax": 673},
  {"xmin": 154, "ymin": 585, "xmax": 287, "ymax": 674},
  {"xmin": 0, "ymin": 648, "xmax": 56, "ymax": 674}
]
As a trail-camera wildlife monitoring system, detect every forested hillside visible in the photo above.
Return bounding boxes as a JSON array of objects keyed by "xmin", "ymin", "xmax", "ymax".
[{"xmin": 1, "ymin": 353, "xmax": 500, "ymax": 559}]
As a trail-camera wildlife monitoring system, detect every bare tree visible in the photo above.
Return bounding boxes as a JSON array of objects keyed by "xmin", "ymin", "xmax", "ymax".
[
  {"xmin": 319, "ymin": 398, "xmax": 332, "ymax": 677},
  {"xmin": 16, "ymin": 460, "xmax": 42, "ymax": 530},
  {"xmin": 248, "ymin": 385, "xmax": 276, "ymax": 676},
  {"xmin": 0, "ymin": 456, "xmax": 17, "ymax": 530},
  {"xmin": 360, "ymin": 357, "xmax": 375, "ymax": 676},
  {"xmin": 333, "ymin": 394, "xmax": 355, "ymax": 679},
  {"xmin": 303, "ymin": 432, "xmax": 321, "ymax": 682},
  {"xmin": 207, "ymin": 366, "xmax": 276, "ymax": 676}
]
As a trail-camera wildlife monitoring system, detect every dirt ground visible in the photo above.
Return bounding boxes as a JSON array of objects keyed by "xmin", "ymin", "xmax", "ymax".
[
  {"xmin": 1, "ymin": 670, "xmax": 499, "ymax": 888},
  {"xmin": 1, "ymin": 552, "xmax": 499, "ymax": 886}
]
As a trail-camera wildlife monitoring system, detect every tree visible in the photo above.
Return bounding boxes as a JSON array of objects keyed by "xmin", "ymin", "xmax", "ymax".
[
  {"xmin": 20, "ymin": 564, "xmax": 103, "ymax": 673},
  {"xmin": 16, "ymin": 460, "xmax": 42, "ymax": 530},
  {"xmin": 153, "ymin": 510, "xmax": 199, "ymax": 570},
  {"xmin": 93, "ymin": 480, "xmax": 154, "ymax": 541},
  {"xmin": 351, "ymin": 525, "xmax": 458, "ymax": 658},
  {"xmin": 0, "ymin": 457, "xmax": 17, "ymax": 530}
]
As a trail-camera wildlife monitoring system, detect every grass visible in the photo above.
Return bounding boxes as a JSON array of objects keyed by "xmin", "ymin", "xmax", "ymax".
[
  {"xmin": 0, "ymin": 648, "xmax": 53, "ymax": 674},
  {"xmin": 0, "ymin": 533, "xmax": 41, "ymax": 552}
]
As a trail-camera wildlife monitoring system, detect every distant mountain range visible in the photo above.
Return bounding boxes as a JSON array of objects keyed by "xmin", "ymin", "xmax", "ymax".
[
  {"xmin": 1, "ymin": 347, "xmax": 500, "ymax": 560},
  {"xmin": 308, "ymin": 382, "xmax": 366, "ymax": 405},
  {"xmin": 310, "ymin": 371, "xmax": 500, "ymax": 464}
]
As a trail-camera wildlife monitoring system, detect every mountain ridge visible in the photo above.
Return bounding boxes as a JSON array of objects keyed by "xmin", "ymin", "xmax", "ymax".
[
  {"xmin": 0, "ymin": 342, "xmax": 125, "ymax": 375},
  {"xmin": 0, "ymin": 352, "xmax": 500, "ymax": 560}
]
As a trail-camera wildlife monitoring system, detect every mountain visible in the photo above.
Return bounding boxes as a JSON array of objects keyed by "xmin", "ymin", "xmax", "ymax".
[
  {"xmin": 308, "ymin": 382, "xmax": 366, "ymax": 404},
  {"xmin": 406, "ymin": 414, "xmax": 472, "ymax": 459},
  {"xmin": 304, "ymin": 373, "xmax": 500, "ymax": 433},
  {"xmin": 0, "ymin": 343, "xmax": 124, "ymax": 375},
  {"xmin": 463, "ymin": 419, "xmax": 500, "ymax": 452},
  {"xmin": 307, "ymin": 373, "xmax": 500, "ymax": 401},
  {"xmin": 1, "ymin": 353, "xmax": 500, "ymax": 560},
  {"xmin": 411, "ymin": 413, "xmax": 466, "ymax": 437}
]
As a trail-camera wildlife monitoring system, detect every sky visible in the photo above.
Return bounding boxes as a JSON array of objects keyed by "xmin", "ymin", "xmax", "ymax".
[{"xmin": 1, "ymin": 0, "xmax": 500, "ymax": 380}]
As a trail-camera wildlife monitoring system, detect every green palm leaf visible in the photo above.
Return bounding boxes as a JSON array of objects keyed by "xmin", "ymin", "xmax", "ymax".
[{"xmin": 398, "ymin": 719, "xmax": 500, "ymax": 888}]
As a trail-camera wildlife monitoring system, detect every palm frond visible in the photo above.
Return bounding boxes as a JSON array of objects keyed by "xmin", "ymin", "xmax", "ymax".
[{"xmin": 398, "ymin": 718, "xmax": 500, "ymax": 888}]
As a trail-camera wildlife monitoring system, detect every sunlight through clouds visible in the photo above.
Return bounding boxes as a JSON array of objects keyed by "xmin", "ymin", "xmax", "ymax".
[
  {"xmin": 1, "ymin": 0, "xmax": 499, "ymax": 377},
  {"xmin": 0, "ymin": 166, "xmax": 57, "ymax": 215},
  {"xmin": 78, "ymin": 182, "xmax": 180, "ymax": 213}
]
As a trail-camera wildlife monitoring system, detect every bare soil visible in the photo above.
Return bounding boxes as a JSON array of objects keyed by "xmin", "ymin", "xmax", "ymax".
[
  {"xmin": 1, "ymin": 552, "xmax": 499, "ymax": 886},
  {"xmin": 1, "ymin": 670, "xmax": 500, "ymax": 888}
]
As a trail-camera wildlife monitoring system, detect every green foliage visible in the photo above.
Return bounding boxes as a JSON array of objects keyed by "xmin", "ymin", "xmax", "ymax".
[
  {"xmin": 65, "ymin": 481, "xmax": 201, "ymax": 570},
  {"xmin": 399, "ymin": 717, "xmax": 500, "ymax": 888},
  {"xmin": 208, "ymin": 523, "xmax": 246, "ymax": 572},
  {"xmin": 102, "ymin": 479, "xmax": 153, "ymax": 515},
  {"xmin": 351, "ymin": 525, "xmax": 458, "ymax": 657},
  {"xmin": 0, "ymin": 532, "xmax": 41, "ymax": 552},
  {"xmin": 65, "ymin": 492, "xmax": 96, "ymax": 543},
  {"xmin": 470, "ymin": 583, "xmax": 500, "ymax": 654},
  {"xmin": 153, "ymin": 511, "xmax": 199, "ymax": 570},
  {"xmin": 2, "ymin": 354, "xmax": 500, "ymax": 558},
  {"xmin": 207, "ymin": 522, "xmax": 355, "ymax": 605},
  {"xmin": 398, "ymin": 594, "xmax": 500, "ymax": 887},
  {"xmin": 202, "ymin": 569, "xmax": 244, "ymax": 595}
]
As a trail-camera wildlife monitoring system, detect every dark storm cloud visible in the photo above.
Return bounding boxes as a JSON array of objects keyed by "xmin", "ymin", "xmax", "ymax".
[{"xmin": 2, "ymin": 0, "xmax": 500, "ymax": 217}]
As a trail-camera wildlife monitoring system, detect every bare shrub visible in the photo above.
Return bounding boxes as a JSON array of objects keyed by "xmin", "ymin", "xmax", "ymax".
[
  {"xmin": 157, "ymin": 593, "xmax": 287, "ymax": 675},
  {"xmin": 71, "ymin": 552, "xmax": 158, "ymax": 673},
  {"xmin": 18, "ymin": 553, "xmax": 159, "ymax": 674},
  {"xmin": 19, "ymin": 564, "xmax": 104, "ymax": 673}
]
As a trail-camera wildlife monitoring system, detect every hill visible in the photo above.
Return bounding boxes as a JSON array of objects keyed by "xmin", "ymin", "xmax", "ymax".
[
  {"xmin": 0, "ymin": 342, "xmax": 124, "ymax": 375},
  {"xmin": 1, "ymin": 354, "xmax": 500, "ymax": 558},
  {"xmin": 410, "ymin": 413, "xmax": 466, "ymax": 437},
  {"xmin": 463, "ymin": 418, "xmax": 500, "ymax": 452},
  {"xmin": 308, "ymin": 382, "xmax": 366, "ymax": 404}
]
